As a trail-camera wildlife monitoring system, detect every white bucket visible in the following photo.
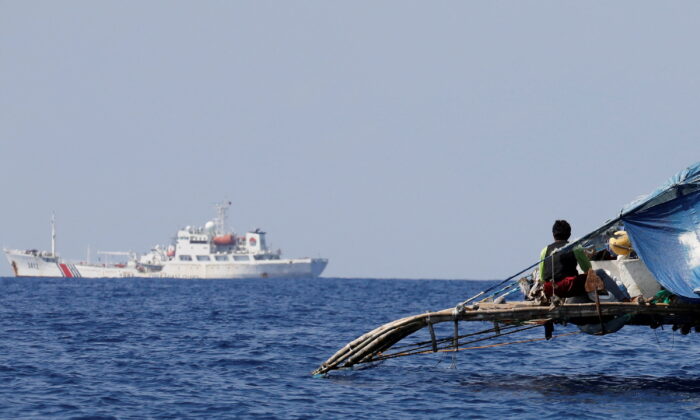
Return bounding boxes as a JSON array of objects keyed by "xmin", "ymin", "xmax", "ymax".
[{"xmin": 617, "ymin": 258, "xmax": 661, "ymax": 299}]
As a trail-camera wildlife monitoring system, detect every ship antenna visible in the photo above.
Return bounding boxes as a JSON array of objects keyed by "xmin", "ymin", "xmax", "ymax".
[
  {"xmin": 215, "ymin": 201, "xmax": 231, "ymax": 236},
  {"xmin": 51, "ymin": 212, "xmax": 56, "ymax": 256}
]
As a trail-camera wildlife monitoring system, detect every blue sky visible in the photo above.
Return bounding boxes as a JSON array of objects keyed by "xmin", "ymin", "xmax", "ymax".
[{"xmin": 1, "ymin": 1, "xmax": 698, "ymax": 279}]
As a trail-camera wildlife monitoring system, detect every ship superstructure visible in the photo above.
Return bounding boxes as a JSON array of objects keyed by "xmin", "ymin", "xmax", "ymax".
[{"xmin": 4, "ymin": 203, "xmax": 328, "ymax": 279}]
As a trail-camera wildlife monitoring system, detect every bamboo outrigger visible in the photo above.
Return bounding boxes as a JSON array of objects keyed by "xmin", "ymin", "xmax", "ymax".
[
  {"xmin": 313, "ymin": 162, "xmax": 700, "ymax": 376},
  {"xmin": 312, "ymin": 299, "xmax": 700, "ymax": 376}
]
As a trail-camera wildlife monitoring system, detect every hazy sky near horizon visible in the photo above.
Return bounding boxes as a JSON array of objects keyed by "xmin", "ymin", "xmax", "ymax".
[{"xmin": 1, "ymin": 1, "xmax": 698, "ymax": 279}]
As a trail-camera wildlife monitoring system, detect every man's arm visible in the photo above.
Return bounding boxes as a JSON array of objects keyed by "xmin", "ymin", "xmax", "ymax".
[
  {"xmin": 573, "ymin": 246, "xmax": 592, "ymax": 273},
  {"xmin": 538, "ymin": 246, "xmax": 548, "ymax": 282}
]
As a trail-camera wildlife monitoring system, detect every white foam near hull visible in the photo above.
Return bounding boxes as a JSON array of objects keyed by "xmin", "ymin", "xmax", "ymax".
[{"xmin": 5, "ymin": 250, "xmax": 328, "ymax": 279}]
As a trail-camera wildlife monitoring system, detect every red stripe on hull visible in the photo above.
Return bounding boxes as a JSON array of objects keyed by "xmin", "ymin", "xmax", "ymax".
[{"xmin": 59, "ymin": 263, "xmax": 73, "ymax": 278}]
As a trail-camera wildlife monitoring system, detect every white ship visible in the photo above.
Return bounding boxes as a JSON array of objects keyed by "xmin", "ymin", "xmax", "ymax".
[{"xmin": 4, "ymin": 203, "xmax": 328, "ymax": 279}]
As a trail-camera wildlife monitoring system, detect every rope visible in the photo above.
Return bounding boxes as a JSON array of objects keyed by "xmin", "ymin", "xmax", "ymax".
[
  {"xmin": 389, "ymin": 322, "xmax": 534, "ymax": 352},
  {"xmin": 440, "ymin": 330, "xmax": 581, "ymax": 353},
  {"xmin": 373, "ymin": 330, "xmax": 581, "ymax": 362},
  {"xmin": 492, "ymin": 286, "xmax": 521, "ymax": 303},
  {"xmin": 451, "ymin": 319, "xmax": 458, "ymax": 369},
  {"xmin": 457, "ymin": 216, "xmax": 624, "ymax": 310},
  {"xmin": 376, "ymin": 324, "xmax": 543, "ymax": 361},
  {"xmin": 481, "ymin": 281, "xmax": 521, "ymax": 302},
  {"xmin": 458, "ymin": 261, "xmax": 541, "ymax": 307}
]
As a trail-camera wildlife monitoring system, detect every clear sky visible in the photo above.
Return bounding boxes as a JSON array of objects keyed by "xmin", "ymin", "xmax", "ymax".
[{"xmin": 1, "ymin": 1, "xmax": 698, "ymax": 279}]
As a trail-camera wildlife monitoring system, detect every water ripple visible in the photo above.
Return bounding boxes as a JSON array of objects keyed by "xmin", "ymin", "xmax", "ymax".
[{"xmin": 1, "ymin": 277, "xmax": 700, "ymax": 418}]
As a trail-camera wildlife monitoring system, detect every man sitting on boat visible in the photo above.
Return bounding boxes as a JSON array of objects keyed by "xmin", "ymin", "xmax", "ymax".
[{"xmin": 539, "ymin": 220, "xmax": 628, "ymax": 301}]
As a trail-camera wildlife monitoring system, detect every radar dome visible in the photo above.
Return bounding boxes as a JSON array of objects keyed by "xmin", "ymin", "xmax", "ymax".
[{"xmin": 205, "ymin": 221, "xmax": 216, "ymax": 232}]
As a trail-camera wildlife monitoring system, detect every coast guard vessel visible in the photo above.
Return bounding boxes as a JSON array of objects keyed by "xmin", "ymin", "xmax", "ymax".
[{"xmin": 4, "ymin": 203, "xmax": 328, "ymax": 279}]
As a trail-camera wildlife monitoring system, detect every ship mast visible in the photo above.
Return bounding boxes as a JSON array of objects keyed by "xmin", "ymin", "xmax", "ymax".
[
  {"xmin": 214, "ymin": 201, "xmax": 232, "ymax": 236},
  {"xmin": 51, "ymin": 212, "xmax": 56, "ymax": 256}
]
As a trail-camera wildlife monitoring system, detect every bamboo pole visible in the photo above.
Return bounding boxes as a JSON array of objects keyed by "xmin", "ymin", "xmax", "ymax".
[{"xmin": 313, "ymin": 301, "xmax": 700, "ymax": 375}]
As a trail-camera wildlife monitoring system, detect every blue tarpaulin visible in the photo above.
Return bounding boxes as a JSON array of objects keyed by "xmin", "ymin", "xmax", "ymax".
[{"xmin": 620, "ymin": 162, "xmax": 700, "ymax": 300}]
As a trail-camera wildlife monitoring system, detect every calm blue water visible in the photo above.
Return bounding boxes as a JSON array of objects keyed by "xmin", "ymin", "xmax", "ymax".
[{"xmin": 2, "ymin": 277, "xmax": 700, "ymax": 419}]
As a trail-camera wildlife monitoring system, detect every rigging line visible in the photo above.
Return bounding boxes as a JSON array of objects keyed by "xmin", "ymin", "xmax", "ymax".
[
  {"xmin": 489, "ymin": 280, "xmax": 520, "ymax": 295},
  {"xmin": 490, "ymin": 286, "xmax": 521, "ymax": 303},
  {"xmin": 651, "ymin": 324, "xmax": 677, "ymax": 353},
  {"xmin": 389, "ymin": 323, "xmax": 529, "ymax": 352},
  {"xmin": 446, "ymin": 330, "xmax": 581, "ymax": 353},
  {"xmin": 442, "ymin": 323, "xmax": 542, "ymax": 349},
  {"xmin": 459, "ymin": 261, "xmax": 541, "ymax": 307},
  {"xmin": 452, "ymin": 318, "xmax": 459, "ymax": 369},
  {"xmin": 458, "ymin": 216, "xmax": 625, "ymax": 309},
  {"xmin": 671, "ymin": 326, "xmax": 676, "ymax": 350},
  {"xmin": 392, "ymin": 323, "xmax": 522, "ymax": 349},
  {"xmin": 372, "ymin": 330, "xmax": 581, "ymax": 362},
  {"xmin": 481, "ymin": 281, "xmax": 521, "ymax": 301},
  {"xmin": 652, "ymin": 327, "xmax": 676, "ymax": 353},
  {"xmin": 377, "ymin": 324, "xmax": 543, "ymax": 360},
  {"xmin": 390, "ymin": 319, "xmax": 552, "ymax": 354}
]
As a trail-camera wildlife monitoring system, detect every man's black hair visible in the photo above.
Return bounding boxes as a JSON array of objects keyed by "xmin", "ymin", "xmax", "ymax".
[{"xmin": 552, "ymin": 220, "xmax": 571, "ymax": 240}]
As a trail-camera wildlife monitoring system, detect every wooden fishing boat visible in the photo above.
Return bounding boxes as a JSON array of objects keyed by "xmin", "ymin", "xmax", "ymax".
[{"xmin": 313, "ymin": 162, "xmax": 700, "ymax": 376}]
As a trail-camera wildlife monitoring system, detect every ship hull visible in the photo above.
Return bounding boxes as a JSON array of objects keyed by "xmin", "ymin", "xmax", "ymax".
[
  {"xmin": 153, "ymin": 257, "xmax": 328, "ymax": 279},
  {"xmin": 5, "ymin": 250, "xmax": 328, "ymax": 279}
]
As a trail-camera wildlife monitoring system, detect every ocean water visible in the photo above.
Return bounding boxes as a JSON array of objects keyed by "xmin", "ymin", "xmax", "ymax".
[{"xmin": 2, "ymin": 277, "xmax": 700, "ymax": 419}]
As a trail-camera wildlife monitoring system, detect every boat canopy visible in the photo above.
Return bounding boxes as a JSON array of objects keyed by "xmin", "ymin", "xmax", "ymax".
[{"xmin": 619, "ymin": 162, "xmax": 700, "ymax": 300}]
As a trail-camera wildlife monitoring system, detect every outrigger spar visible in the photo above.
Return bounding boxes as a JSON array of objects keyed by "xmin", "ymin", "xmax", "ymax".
[{"xmin": 313, "ymin": 162, "xmax": 700, "ymax": 376}]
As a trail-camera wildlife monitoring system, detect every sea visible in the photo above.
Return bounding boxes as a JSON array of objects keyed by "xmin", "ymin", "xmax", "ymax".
[{"xmin": 2, "ymin": 276, "xmax": 700, "ymax": 419}]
